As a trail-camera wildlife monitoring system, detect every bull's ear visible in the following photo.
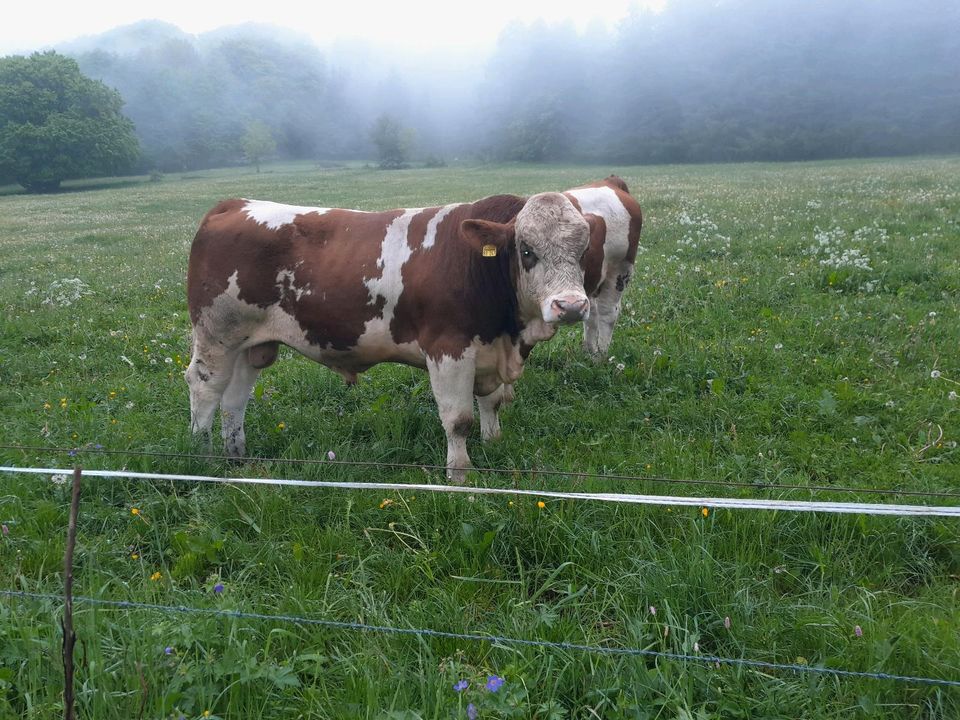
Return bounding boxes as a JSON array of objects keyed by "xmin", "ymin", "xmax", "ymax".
[{"xmin": 459, "ymin": 219, "xmax": 514, "ymax": 257}]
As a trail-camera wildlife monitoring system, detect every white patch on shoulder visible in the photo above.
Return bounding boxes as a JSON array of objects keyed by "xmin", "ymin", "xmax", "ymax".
[
  {"xmin": 242, "ymin": 199, "xmax": 330, "ymax": 230},
  {"xmin": 356, "ymin": 208, "xmax": 422, "ymax": 351},
  {"xmin": 423, "ymin": 203, "xmax": 464, "ymax": 249},
  {"xmin": 567, "ymin": 187, "xmax": 630, "ymax": 260}
]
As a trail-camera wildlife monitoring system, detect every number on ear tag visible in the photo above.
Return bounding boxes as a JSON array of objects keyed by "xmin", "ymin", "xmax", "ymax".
[{"xmin": 482, "ymin": 244, "xmax": 498, "ymax": 257}]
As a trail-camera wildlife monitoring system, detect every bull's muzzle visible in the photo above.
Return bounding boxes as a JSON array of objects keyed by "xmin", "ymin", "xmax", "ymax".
[{"xmin": 547, "ymin": 294, "xmax": 589, "ymax": 324}]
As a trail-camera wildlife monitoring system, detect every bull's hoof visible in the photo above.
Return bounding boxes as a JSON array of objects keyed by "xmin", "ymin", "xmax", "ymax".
[
  {"xmin": 446, "ymin": 466, "xmax": 469, "ymax": 485},
  {"xmin": 481, "ymin": 426, "xmax": 502, "ymax": 443}
]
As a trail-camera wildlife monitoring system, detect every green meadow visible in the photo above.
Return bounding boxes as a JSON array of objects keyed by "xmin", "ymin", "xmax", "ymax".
[{"xmin": 0, "ymin": 158, "xmax": 958, "ymax": 719}]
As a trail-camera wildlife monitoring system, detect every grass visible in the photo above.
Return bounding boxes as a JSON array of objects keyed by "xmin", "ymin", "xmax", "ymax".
[{"xmin": 0, "ymin": 157, "xmax": 958, "ymax": 719}]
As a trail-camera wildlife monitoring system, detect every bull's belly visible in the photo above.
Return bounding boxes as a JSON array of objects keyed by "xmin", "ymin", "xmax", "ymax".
[{"xmin": 196, "ymin": 292, "xmax": 522, "ymax": 385}]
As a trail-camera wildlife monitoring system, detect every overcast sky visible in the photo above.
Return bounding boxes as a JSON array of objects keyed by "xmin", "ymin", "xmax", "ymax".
[{"xmin": 1, "ymin": 0, "xmax": 665, "ymax": 55}]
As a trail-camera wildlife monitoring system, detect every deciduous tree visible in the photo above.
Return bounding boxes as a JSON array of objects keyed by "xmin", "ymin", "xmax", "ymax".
[{"xmin": 0, "ymin": 51, "xmax": 139, "ymax": 192}]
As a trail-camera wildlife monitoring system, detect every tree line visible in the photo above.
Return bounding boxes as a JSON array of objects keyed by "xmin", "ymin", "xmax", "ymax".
[{"xmin": 1, "ymin": 0, "xmax": 958, "ymax": 190}]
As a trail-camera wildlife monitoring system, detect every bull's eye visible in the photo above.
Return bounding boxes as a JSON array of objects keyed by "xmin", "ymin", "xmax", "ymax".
[{"xmin": 520, "ymin": 242, "xmax": 538, "ymax": 271}]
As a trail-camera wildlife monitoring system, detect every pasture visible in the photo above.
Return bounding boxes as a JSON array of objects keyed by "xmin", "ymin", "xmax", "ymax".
[{"xmin": 0, "ymin": 157, "xmax": 958, "ymax": 719}]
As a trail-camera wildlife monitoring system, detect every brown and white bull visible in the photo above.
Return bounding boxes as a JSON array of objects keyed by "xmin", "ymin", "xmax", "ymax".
[
  {"xmin": 564, "ymin": 175, "xmax": 644, "ymax": 359},
  {"xmin": 186, "ymin": 191, "xmax": 599, "ymax": 480}
]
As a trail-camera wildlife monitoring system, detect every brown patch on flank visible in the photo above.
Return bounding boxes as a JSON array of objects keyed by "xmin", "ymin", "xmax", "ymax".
[{"xmin": 581, "ymin": 214, "xmax": 606, "ymax": 296}]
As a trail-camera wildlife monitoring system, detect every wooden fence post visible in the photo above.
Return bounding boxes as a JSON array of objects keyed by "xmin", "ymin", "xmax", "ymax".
[{"xmin": 62, "ymin": 466, "xmax": 81, "ymax": 720}]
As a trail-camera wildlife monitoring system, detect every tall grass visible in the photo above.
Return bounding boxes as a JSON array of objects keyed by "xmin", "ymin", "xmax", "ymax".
[{"xmin": 1, "ymin": 158, "xmax": 958, "ymax": 718}]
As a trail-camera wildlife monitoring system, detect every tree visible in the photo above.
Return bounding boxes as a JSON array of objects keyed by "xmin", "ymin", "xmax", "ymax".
[
  {"xmin": 370, "ymin": 113, "xmax": 413, "ymax": 169},
  {"xmin": 241, "ymin": 120, "xmax": 276, "ymax": 173},
  {"xmin": 0, "ymin": 51, "xmax": 139, "ymax": 192}
]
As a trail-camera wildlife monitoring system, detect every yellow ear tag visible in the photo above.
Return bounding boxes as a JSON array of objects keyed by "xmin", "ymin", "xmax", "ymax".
[{"xmin": 481, "ymin": 244, "xmax": 498, "ymax": 257}]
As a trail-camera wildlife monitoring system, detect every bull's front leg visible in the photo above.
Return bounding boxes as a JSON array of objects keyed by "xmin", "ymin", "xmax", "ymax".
[{"xmin": 427, "ymin": 350, "xmax": 477, "ymax": 483}]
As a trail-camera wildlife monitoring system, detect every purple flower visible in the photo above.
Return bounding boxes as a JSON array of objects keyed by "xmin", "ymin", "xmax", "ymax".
[
  {"xmin": 327, "ymin": 450, "xmax": 336, "ymax": 460},
  {"xmin": 213, "ymin": 583, "xmax": 224, "ymax": 594},
  {"xmin": 68, "ymin": 449, "xmax": 77, "ymax": 457},
  {"xmin": 854, "ymin": 625, "xmax": 863, "ymax": 637},
  {"xmin": 164, "ymin": 646, "xmax": 173, "ymax": 655},
  {"xmin": 485, "ymin": 675, "xmax": 504, "ymax": 693},
  {"xmin": 94, "ymin": 444, "xmax": 103, "ymax": 450},
  {"xmin": 1, "ymin": 524, "xmax": 8, "ymax": 537},
  {"xmin": 466, "ymin": 703, "xmax": 478, "ymax": 720},
  {"xmin": 453, "ymin": 679, "xmax": 468, "ymax": 692}
]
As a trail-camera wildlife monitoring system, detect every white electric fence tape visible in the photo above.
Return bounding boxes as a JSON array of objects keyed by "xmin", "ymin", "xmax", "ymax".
[{"xmin": 2, "ymin": 466, "xmax": 959, "ymax": 517}]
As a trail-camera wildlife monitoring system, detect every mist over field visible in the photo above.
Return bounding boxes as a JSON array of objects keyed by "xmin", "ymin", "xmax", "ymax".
[{"xmin": 31, "ymin": 0, "xmax": 960, "ymax": 173}]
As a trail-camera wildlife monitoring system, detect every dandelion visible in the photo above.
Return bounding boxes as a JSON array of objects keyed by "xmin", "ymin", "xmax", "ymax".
[
  {"xmin": 379, "ymin": 499, "xmax": 394, "ymax": 509},
  {"xmin": 51, "ymin": 474, "xmax": 68, "ymax": 485},
  {"xmin": 277, "ymin": 422, "xmax": 286, "ymax": 430},
  {"xmin": 130, "ymin": 553, "xmax": 139, "ymax": 560},
  {"xmin": 854, "ymin": 625, "xmax": 863, "ymax": 637},
  {"xmin": 537, "ymin": 500, "xmax": 546, "ymax": 509},
  {"xmin": 508, "ymin": 501, "xmax": 514, "ymax": 507},
  {"xmin": 327, "ymin": 450, "xmax": 336, "ymax": 460},
  {"xmin": 453, "ymin": 679, "xmax": 468, "ymax": 692},
  {"xmin": 60, "ymin": 398, "xmax": 67, "ymax": 409},
  {"xmin": 150, "ymin": 571, "xmax": 162, "ymax": 581},
  {"xmin": 702, "ymin": 507, "xmax": 709, "ymax": 517},
  {"xmin": 213, "ymin": 583, "xmax": 224, "ymax": 594},
  {"xmin": 43, "ymin": 402, "xmax": 51, "ymax": 410},
  {"xmin": 131, "ymin": 507, "xmax": 140, "ymax": 516},
  {"xmin": 724, "ymin": 616, "xmax": 731, "ymax": 629},
  {"xmin": 931, "ymin": 370, "xmax": 941, "ymax": 379},
  {"xmin": 467, "ymin": 703, "xmax": 478, "ymax": 720},
  {"xmin": 485, "ymin": 675, "xmax": 504, "ymax": 692}
]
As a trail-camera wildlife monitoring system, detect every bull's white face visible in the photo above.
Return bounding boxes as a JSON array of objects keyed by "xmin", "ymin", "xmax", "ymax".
[{"xmin": 514, "ymin": 193, "xmax": 590, "ymax": 324}]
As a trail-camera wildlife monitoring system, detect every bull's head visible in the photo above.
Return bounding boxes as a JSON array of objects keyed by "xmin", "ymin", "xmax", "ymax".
[{"xmin": 460, "ymin": 192, "xmax": 590, "ymax": 325}]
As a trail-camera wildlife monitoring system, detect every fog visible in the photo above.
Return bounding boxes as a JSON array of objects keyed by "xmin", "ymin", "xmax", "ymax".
[{"xmin": 42, "ymin": 0, "xmax": 960, "ymax": 171}]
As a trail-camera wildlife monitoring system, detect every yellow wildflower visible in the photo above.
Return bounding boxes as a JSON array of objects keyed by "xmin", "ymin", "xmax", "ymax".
[
  {"xmin": 277, "ymin": 422, "xmax": 285, "ymax": 430},
  {"xmin": 537, "ymin": 501, "xmax": 546, "ymax": 509},
  {"xmin": 150, "ymin": 571, "xmax": 162, "ymax": 581},
  {"xmin": 702, "ymin": 507, "xmax": 709, "ymax": 518},
  {"xmin": 130, "ymin": 507, "xmax": 140, "ymax": 516},
  {"xmin": 379, "ymin": 499, "xmax": 394, "ymax": 509}
]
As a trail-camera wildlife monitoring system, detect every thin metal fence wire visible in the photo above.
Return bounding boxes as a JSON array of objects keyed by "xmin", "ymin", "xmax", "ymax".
[
  {"xmin": 2, "ymin": 443, "xmax": 958, "ymax": 500},
  {"xmin": 3, "ymin": 590, "xmax": 959, "ymax": 689}
]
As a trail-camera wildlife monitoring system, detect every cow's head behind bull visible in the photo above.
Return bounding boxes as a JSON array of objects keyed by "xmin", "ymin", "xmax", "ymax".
[{"xmin": 459, "ymin": 192, "xmax": 590, "ymax": 325}]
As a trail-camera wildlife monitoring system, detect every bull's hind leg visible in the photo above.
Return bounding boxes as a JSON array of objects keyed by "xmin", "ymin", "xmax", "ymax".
[{"xmin": 427, "ymin": 350, "xmax": 477, "ymax": 483}]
